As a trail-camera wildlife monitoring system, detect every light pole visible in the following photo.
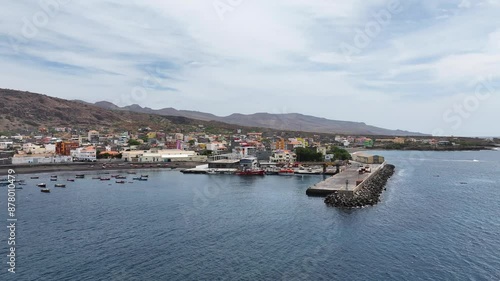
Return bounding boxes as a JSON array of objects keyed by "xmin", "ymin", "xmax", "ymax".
[{"xmin": 345, "ymin": 179, "xmax": 349, "ymax": 190}]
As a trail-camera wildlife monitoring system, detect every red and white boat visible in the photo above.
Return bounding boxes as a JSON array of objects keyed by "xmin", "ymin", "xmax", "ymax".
[
  {"xmin": 278, "ymin": 169, "xmax": 295, "ymax": 175},
  {"xmin": 236, "ymin": 170, "xmax": 266, "ymax": 176}
]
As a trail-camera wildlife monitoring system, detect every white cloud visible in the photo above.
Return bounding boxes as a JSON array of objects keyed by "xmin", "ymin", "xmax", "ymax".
[{"xmin": 0, "ymin": 0, "xmax": 499, "ymax": 136}]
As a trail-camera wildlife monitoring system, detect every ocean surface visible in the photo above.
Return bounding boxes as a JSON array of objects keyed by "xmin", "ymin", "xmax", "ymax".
[{"xmin": 1, "ymin": 150, "xmax": 499, "ymax": 280}]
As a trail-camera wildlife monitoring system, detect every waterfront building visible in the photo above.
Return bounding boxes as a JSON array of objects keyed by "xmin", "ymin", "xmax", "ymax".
[
  {"xmin": 269, "ymin": 150, "xmax": 297, "ymax": 164},
  {"xmin": 352, "ymin": 153, "xmax": 385, "ymax": 164},
  {"xmin": 71, "ymin": 146, "xmax": 97, "ymax": 162},
  {"xmin": 56, "ymin": 141, "xmax": 80, "ymax": 156},
  {"xmin": 12, "ymin": 154, "xmax": 73, "ymax": 165},
  {"xmin": 122, "ymin": 149, "xmax": 206, "ymax": 163}
]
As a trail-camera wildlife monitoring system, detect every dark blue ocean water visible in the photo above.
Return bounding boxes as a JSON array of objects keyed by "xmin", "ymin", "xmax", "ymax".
[{"xmin": 1, "ymin": 150, "xmax": 499, "ymax": 280}]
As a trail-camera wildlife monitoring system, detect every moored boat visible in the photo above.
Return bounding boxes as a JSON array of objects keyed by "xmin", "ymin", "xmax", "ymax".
[
  {"xmin": 55, "ymin": 184, "xmax": 66, "ymax": 188},
  {"xmin": 37, "ymin": 183, "xmax": 46, "ymax": 187},
  {"xmin": 40, "ymin": 188, "xmax": 50, "ymax": 193},
  {"xmin": 278, "ymin": 169, "xmax": 295, "ymax": 176},
  {"xmin": 30, "ymin": 176, "xmax": 39, "ymax": 179},
  {"xmin": 115, "ymin": 180, "xmax": 126, "ymax": 184},
  {"xmin": 100, "ymin": 178, "xmax": 111, "ymax": 181},
  {"xmin": 75, "ymin": 174, "xmax": 85, "ymax": 178},
  {"xmin": 67, "ymin": 179, "xmax": 75, "ymax": 182},
  {"xmin": 236, "ymin": 170, "xmax": 266, "ymax": 176},
  {"xmin": 50, "ymin": 178, "xmax": 57, "ymax": 181}
]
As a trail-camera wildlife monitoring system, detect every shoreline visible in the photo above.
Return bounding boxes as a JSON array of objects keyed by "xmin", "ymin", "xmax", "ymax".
[{"xmin": 0, "ymin": 162, "xmax": 204, "ymax": 175}]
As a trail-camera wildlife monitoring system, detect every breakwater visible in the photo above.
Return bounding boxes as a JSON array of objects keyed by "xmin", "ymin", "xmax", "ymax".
[{"xmin": 324, "ymin": 164, "xmax": 395, "ymax": 208}]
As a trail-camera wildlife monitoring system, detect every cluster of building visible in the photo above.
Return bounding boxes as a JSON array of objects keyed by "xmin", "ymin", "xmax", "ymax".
[{"xmin": 0, "ymin": 125, "xmax": 477, "ymax": 166}]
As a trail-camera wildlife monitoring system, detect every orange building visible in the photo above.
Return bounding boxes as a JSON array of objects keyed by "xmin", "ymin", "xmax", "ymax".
[{"xmin": 56, "ymin": 141, "xmax": 79, "ymax": 156}]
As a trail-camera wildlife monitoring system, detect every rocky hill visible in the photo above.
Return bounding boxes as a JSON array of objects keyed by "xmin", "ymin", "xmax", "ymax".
[
  {"xmin": 0, "ymin": 89, "xmax": 236, "ymax": 133},
  {"xmin": 94, "ymin": 102, "xmax": 425, "ymax": 136}
]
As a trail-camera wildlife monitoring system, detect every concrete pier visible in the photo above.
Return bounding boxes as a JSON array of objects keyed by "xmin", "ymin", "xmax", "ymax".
[{"xmin": 306, "ymin": 161, "xmax": 385, "ymax": 197}]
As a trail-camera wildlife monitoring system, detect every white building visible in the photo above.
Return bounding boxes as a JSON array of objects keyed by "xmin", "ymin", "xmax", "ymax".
[
  {"xmin": 122, "ymin": 149, "xmax": 206, "ymax": 163},
  {"xmin": 12, "ymin": 154, "xmax": 73, "ymax": 165},
  {"xmin": 0, "ymin": 141, "xmax": 13, "ymax": 150},
  {"xmin": 71, "ymin": 146, "xmax": 97, "ymax": 162},
  {"xmin": 269, "ymin": 150, "xmax": 297, "ymax": 163}
]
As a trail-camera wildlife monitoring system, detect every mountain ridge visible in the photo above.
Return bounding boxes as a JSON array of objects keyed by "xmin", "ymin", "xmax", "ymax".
[{"xmin": 93, "ymin": 101, "xmax": 426, "ymax": 136}]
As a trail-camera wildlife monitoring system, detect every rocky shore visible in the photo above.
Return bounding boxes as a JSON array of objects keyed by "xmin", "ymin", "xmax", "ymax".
[{"xmin": 324, "ymin": 164, "xmax": 395, "ymax": 208}]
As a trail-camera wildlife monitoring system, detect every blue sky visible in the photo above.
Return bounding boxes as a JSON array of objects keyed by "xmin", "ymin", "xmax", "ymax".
[{"xmin": 1, "ymin": 0, "xmax": 499, "ymax": 136}]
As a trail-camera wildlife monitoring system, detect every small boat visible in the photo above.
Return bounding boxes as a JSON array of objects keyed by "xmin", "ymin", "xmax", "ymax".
[
  {"xmin": 111, "ymin": 174, "xmax": 119, "ymax": 178},
  {"xmin": 100, "ymin": 178, "xmax": 111, "ymax": 181},
  {"xmin": 132, "ymin": 177, "xmax": 142, "ymax": 180},
  {"xmin": 37, "ymin": 183, "xmax": 46, "ymax": 187},
  {"xmin": 92, "ymin": 177, "xmax": 101, "ymax": 180},
  {"xmin": 67, "ymin": 179, "xmax": 75, "ymax": 182},
  {"xmin": 207, "ymin": 169, "xmax": 218, "ymax": 175},
  {"xmin": 141, "ymin": 175, "xmax": 149, "ymax": 178},
  {"xmin": 236, "ymin": 170, "xmax": 266, "ymax": 176},
  {"xmin": 116, "ymin": 176, "xmax": 127, "ymax": 179},
  {"xmin": 50, "ymin": 175, "xmax": 58, "ymax": 178},
  {"xmin": 75, "ymin": 174, "xmax": 85, "ymax": 178},
  {"xmin": 127, "ymin": 171, "xmax": 137, "ymax": 174},
  {"xmin": 115, "ymin": 180, "xmax": 126, "ymax": 184},
  {"xmin": 30, "ymin": 176, "xmax": 39, "ymax": 179},
  {"xmin": 40, "ymin": 188, "xmax": 50, "ymax": 193},
  {"xmin": 55, "ymin": 184, "xmax": 66, "ymax": 188},
  {"xmin": 278, "ymin": 169, "xmax": 295, "ymax": 176},
  {"xmin": 138, "ymin": 178, "xmax": 148, "ymax": 181},
  {"xmin": 50, "ymin": 178, "xmax": 57, "ymax": 181}
]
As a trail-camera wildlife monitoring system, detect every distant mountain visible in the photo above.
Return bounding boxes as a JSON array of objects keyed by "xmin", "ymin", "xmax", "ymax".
[
  {"xmin": 94, "ymin": 102, "xmax": 425, "ymax": 136},
  {"xmin": 0, "ymin": 89, "xmax": 239, "ymax": 133}
]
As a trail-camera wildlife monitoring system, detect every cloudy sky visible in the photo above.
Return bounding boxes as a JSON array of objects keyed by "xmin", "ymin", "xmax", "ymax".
[{"xmin": 1, "ymin": 0, "xmax": 499, "ymax": 136}]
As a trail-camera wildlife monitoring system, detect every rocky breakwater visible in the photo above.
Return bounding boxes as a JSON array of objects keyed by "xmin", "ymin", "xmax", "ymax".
[{"xmin": 324, "ymin": 164, "xmax": 395, "ymax": 208}]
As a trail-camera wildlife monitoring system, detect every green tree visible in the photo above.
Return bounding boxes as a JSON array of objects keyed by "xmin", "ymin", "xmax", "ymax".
[
  {"xmin": 327, "ymin": 146, "xmax": 352, "ymax": 161},
  {"xmin": 128, "ymin": 139, "xmax": 141, "ymax": 146},
  {"xmin": 295, "ymin": 147, "xmax": 323, "ymax": 162},
  {"xmin": 188, "ymin": 139, "xmax": 196, "ymax": 146}
]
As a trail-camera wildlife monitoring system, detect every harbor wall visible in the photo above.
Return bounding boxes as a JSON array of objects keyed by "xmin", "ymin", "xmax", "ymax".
[
  {"xmin": 324, "ymin": 164, "xmax": 395, "ymax": 208},
  {"xmin": 353, "ymin": 161, "xmax": 386, "ymax": 193}
]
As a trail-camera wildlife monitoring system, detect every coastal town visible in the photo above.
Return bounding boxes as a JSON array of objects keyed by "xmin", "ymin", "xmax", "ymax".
[{"xmin": 0, "ymin": 125, "xmax": 497, "ymax": 170}]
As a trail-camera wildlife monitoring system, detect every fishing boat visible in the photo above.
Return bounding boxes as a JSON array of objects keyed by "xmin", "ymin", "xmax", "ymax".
[
  {"xmin": 50, "ymin": 175, "xmax": 58, "ymax": 178},
  {"xmin": 40, "ymin": 188, "xmax": 50, "ymax": 193},
  {"xmin": 138, "ymin": 178, "xmax": 148, "ymax": 181},
  {"xmin": 50, "ymin": 178, "xmax": 57, "ymax": 181},
  {"xmin": 115, "ymin": 180, "xmax": 126, "ymax": 184},
  {"xmin": 55, "ymin": 184, "xmax": 66, "ymax": 188},
  {"xmin": 236, "ymin": 170, "xmax": 266, "ymax": 176},
  {"xmin": 295, "ymin": 167, "xmax": 323, "ymax": 175},
  {"xmin": 111, "ymin": 174, "xmax": 119, "ymax": 178},
  {"xmin": 37, "ymin": 183, "xmax": 46, "ymax": 187},
  {"xmin": 100, "ymin": 178, "xmax": 111, "ymax": 181},
  {"xmin": 75, "ymin": 174, "xmax": 85, "ymax": 178},
  {"xmin": 67, "ymin": 179, "xmax": 75, "ymax": 182},
  {"xmin": 278, "ymin": 169, "xmax": 295, "ymax": 176},
  {"xmin": 30, "ymin": 176, "xmax": 39, "ymax": 179},
  {"xmin": 116, "ymin": 176, "xmax": 127, "ymax": 179},
  {"xmin": 141, "ymin": 175, "xmax": 149, "ymax": 178}
]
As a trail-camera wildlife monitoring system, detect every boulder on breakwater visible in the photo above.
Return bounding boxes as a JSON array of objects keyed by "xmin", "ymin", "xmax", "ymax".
[{"xmin": 324, "ymin": 164, "xmax": 395, "ymax": 208}]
